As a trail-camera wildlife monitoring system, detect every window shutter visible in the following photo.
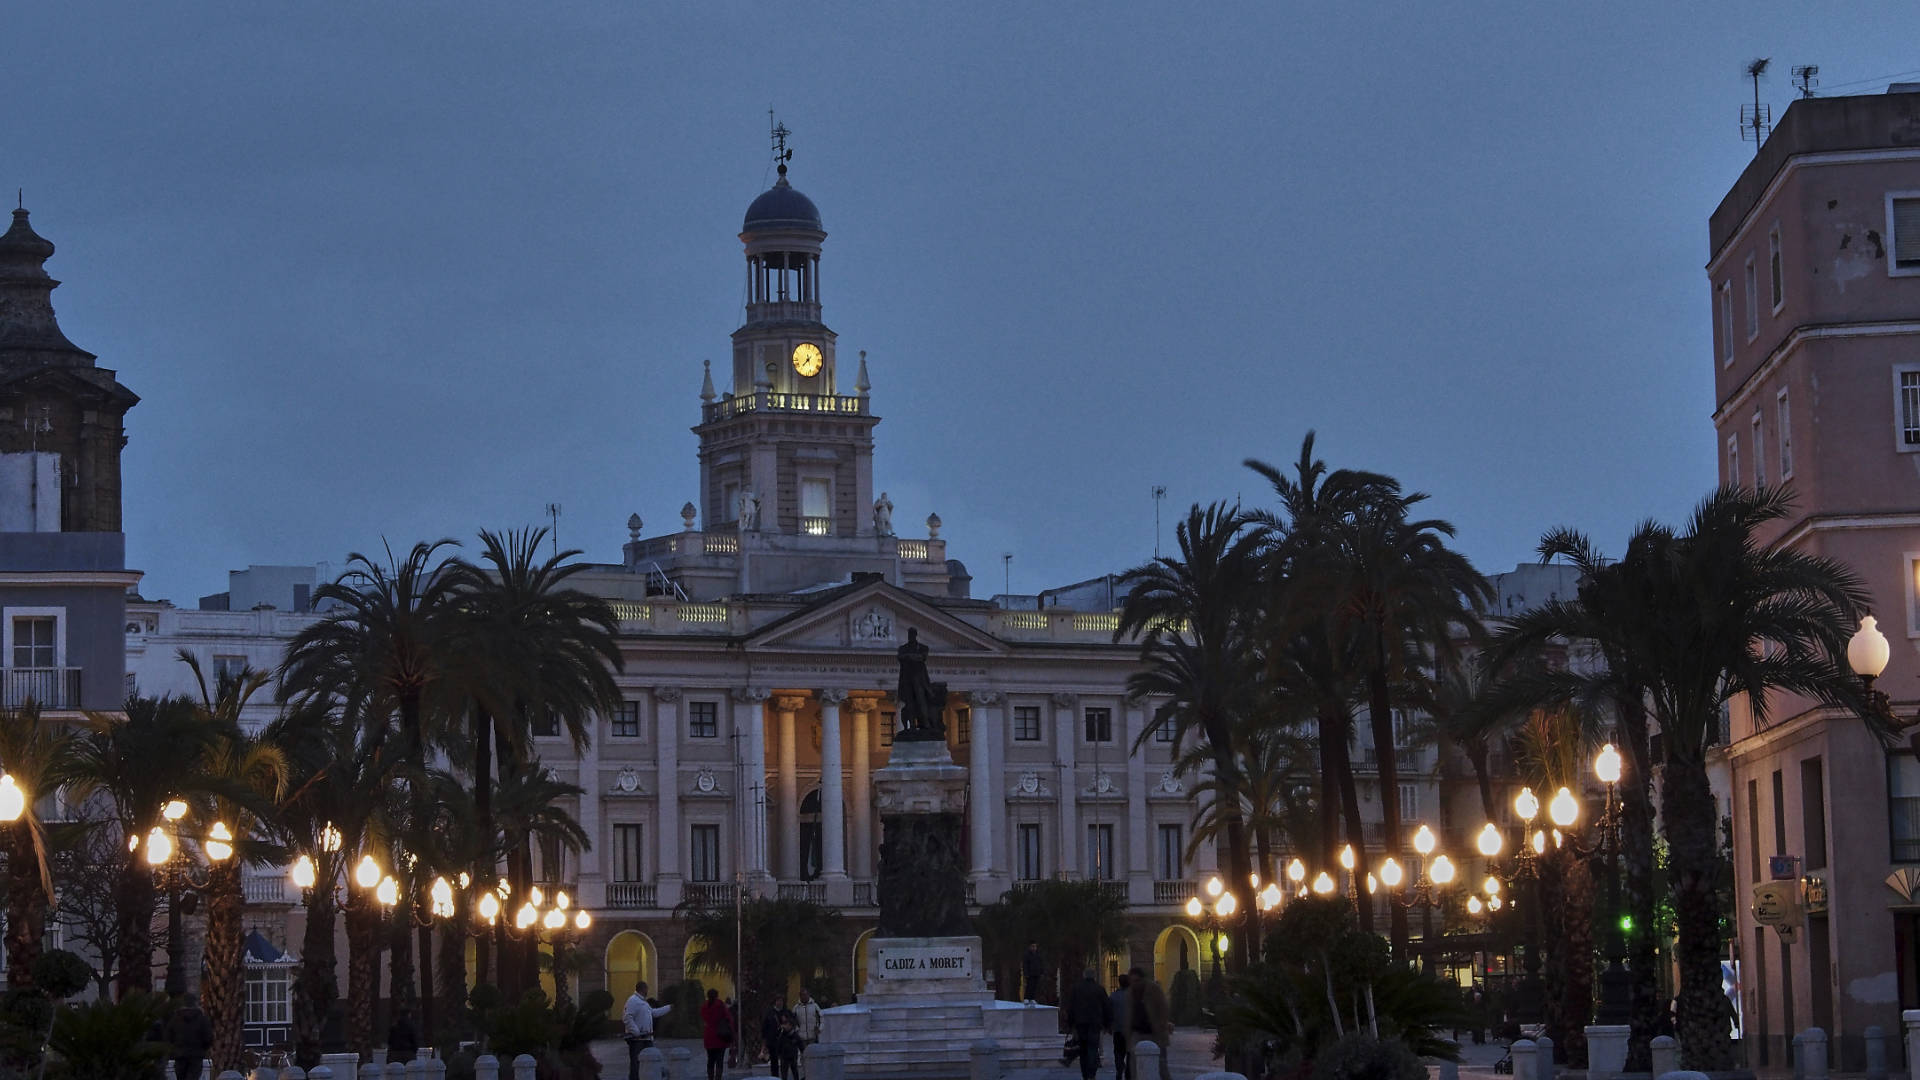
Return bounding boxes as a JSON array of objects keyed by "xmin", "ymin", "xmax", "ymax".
[{"xmin": 1894, "ymin": 199, "xmax": 1920, "ymax": 267}]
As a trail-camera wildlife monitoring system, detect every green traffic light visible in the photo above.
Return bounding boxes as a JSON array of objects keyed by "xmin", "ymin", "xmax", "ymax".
[{"xmin": 1619, "ymin": 914, "xmax": 1633, "ymax": 932}]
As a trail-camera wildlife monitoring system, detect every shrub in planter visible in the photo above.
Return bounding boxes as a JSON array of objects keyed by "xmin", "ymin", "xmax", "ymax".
[
  {"xmin": 46, "ymin": 991, "xmax": 169, "ymax": 1080},
  {"xmin": 1308, "ymin": 1033, "xmax": 1426, "ymax": 1080}
]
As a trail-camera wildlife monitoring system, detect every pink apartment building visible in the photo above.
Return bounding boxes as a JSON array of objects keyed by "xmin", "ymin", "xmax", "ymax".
[{"xmin": 1714, "ymin": 88, "xmax": 1920, "ymax": 1070}]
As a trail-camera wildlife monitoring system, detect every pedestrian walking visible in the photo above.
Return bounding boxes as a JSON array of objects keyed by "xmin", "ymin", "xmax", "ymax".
[
  {"xmin": 792, "ymin": 988, "xmax": 823, "ymax": 1077},
  {"xmin": 761, "ymin": 994, "xmax": 796, "ymax": 1077},
  {"xmin": 1107, "ymin": 972, "xmax": 1131, "ymax": 1080},
  {"xmin": 1124, "ymin": 967, "xmax": 1172, "ymax": 1080},
  {"xmin": 1066, "ymin": 969, "xmax": 1113, "ymax": 1080},
  {"xmin": 702, "ymin": 988, "xmax": 734, "ymax": 1080},
  {"xmin": 774, "ymin": 1010, "xmax": 802, "ymax": 1080},
  {"xmin": 163, "ymin": 993, "xmax": 214, "ymax": 1080},
  {"xmin": 623, "ymin": 980, "xmax": 673, "ymax": 1080}
]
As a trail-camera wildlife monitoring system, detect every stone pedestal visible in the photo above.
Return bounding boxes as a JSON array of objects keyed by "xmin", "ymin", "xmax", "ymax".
[
  {"xmin": 821, "ymin": 736, "xmax": 1059, "ymax": 1075},
  {"xmin": 1586, "ymin": 1024, "xmax": 1631, "ymax": 1079}
]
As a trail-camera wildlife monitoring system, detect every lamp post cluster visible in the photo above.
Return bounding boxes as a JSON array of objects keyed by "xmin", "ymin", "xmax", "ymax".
[
  {"xmin": 290, "ymin": 845, "xmax": 593, "ymax": 940},
  {"xmin": 132, "ymin": 798, "xmax": 236, "ymax": 996}
]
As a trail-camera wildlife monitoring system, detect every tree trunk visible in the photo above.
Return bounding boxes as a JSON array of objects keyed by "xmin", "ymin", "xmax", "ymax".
[
  {"xmin": 1367, "ymin": 667, "xmax": 1408, "ymax": 964},
  {"xmin": 1617, "ymin": 693, "xmax": 1661, "ymax": 1072},
  {"xmin": 1662, "ymin": 754, "xmax": 1733, "ymax": 1071},
  {"xmin": 345, "ymin": 894, "xmax": 381, "ymax": 1059},
  {"xmin": 437, "ymin": 918, "xmax": 469, "ymax": 1036},
  {"xmin": 417, "ymin": 915, "xmax": 435, "ymax": 1043},
  {"xmin": 294, "ymin": 869, "xmax": 339, "ymax": 1070},
  {"xmin": 1541, "ymin": 845, "xmax": 1593, "ymax": 1067},
  {"xmin": 113, "ymin": 854, "xmax": 157, "ymax": 997},
  {"xmin": 1469, "ymin": 747, "xmax": 1496, "ymax": 822},
  {"xmin": 473, "ymin": 704, "xmax": 495, "ymax": 987},
  {"xmin": 389, "ymin": 905, "xmax": 418, "ymax": 1026},
  {"xmin": 1223, "ymin": 813, "xmax": 1257, "ymax": 971},
  {"xmin": 3, "ymin": 821, "xmax": 45, "ymax": 991},
  {"xmin": 202, "ymin": 864, "xmax": 248, "ymax": 1071},
  {"xmin": 1317, "ymin": 709, "xmax": 1345, "ymax": 867},
  {"xmin": 1329, "ymin": 729, "xmax": 1373, "ymax": 933}
]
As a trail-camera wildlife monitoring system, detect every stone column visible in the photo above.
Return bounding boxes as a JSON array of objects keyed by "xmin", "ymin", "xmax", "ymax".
[
  {"xmin": 849, "ymin": 697, "xmax": 876, "ymax": 880},
  {"xmin": 775, "ymin": 695, "xmax": 808, "ymax": 881},
  {"xmin": 819, "ymin": 689, "xmax": 850, "ymax": 903},
  {"xmin": 1052, "ymin": 693, "xmax": 1079, "ymax": 878},
  {"xmin": 967, "ymin": 692, "xmax": 1001, "ymax": 882},
  {"xmin": 732, "ymin": 687, "xmax": 772, "ymax": 884},
  {"xmin": 1125, "ymin": 703, "xmax": 1152, "ymax": 904},
  {"xmin": 577, "ymin": 701, "xmax": 603, "ymax": 890},
  {"xmin": 654, "ymin": 687, "xmax": 683, "ymax": 909}
]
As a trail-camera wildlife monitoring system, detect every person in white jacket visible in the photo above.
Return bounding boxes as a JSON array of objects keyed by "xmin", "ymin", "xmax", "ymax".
[
  {"xmin": 623, "ymin": 981, "xmax": 673, "ymax": 1080},
  {"xmin": 791, "ymin": 989, "xmax": 823, "ymax": 1079}
]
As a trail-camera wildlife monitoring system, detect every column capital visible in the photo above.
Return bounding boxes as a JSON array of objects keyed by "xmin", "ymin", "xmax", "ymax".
[
  {"xmin": 967, "ymin": 690, "xmax": 1003, "ymax": 707},
  {"xmin": 1050, "ymin": 692, "xmax": 1079, "ymax": 709},
  {"xmin": 774, "ymin": 694, "xmax": 811, "ymax": 714},
  {"xmin": 847, "ymin": 692, "xmax": 885, "ymax": 712},
  {"xmin": 817, "ymin": 688, "xmax": 850, "ymax": 705},
  {"xmin": 653, "ymin": 685, "xmax": 683, "ymax": 703},
  {"xmin": 732, "ymin": 686, "xmax": 772, "ymax": 703}
]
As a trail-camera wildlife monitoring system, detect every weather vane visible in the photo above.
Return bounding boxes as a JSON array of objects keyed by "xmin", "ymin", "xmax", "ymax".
[{"xmin": 769, "ymin": 110, "xmax": 793, "ymax": 174}]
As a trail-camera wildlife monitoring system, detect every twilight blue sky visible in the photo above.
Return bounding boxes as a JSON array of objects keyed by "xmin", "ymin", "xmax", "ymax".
[{"xmin": 11, "ymin": 3, "xmax": 1920, "ymax": 602}]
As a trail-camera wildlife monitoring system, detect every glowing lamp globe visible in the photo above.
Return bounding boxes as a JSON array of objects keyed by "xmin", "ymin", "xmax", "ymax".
[
  {"xmin": 1215, "ymin": 892, "xmax": 1237, "ymax": 918},
  {"xmin": 127, "ymin": 833, "xmax": 140, "ymax": 853},
  {"xmin": 1514, "ymin": 787, "xmax": 1540, "ymax": 823},
  {"xmin": 0, "ymin": 775, "xmax": 26, "ymax": 824},
  {"xmin": 431, "ymin": 877, "xmax": 455, "ymax": 918},
  {"xmin": 1430, "ymin": 854, "xmax": 1456, "ymax": 885},
  {"xmin": 1185, "ymin": 896, "xmax": 1203, "ymax": 918},
  {"xmin": 1338, "ymin": 845, "xmax": 1355, "ymax": 871},
  {"xmin": 1413, "ymin": 825, "xmax": 1436, "ymax": 856},
  {"xmin": 1489, "ymin": 895, "xmax": 1504, "ymax": 911},
  {"xmin": 529, "ymin": 885, "xmax": 544, "ymax": 907},
  {"xmin": 1484, "ymin": 876, "xmax": 1501, "ymax": 896},
  {"xmin": 376, "ymin": 876, "xmax": 399, "ymax": 907},
  {"xmin": 516, "ymin": 902, "xmax": 539, "ymax": 929},
  {"xmin": 1287, "ymin": 859, "xmax": 1305, "ymax": 883},
  {"xmin": 1468, "ymin": 895, "xmax": 1483, "ymax": 915},
  {"xmin": 1260, "ymin": 882, "xmax": 1284, "ymax": 910},
  {"xmin": 205, "ymin": 821, "xmax": 234, "ymax": 862},
  {"xmin": 355, "ymin": 855, "xmax": 381, "ymax": 890},
  {"xmin": 1594, "ymin": 743, "xmax": 1623, "ymax": 785},
  {"xmin": 290, "ymin": 854, "xmax": 317, "ymax": 890},
  {"xmin": 457, "ymin": 871, "xmax": 471, "ymax": 889},
  {"xmin": 478, "ymin": 892, "xmax": 500, "ymax": 922},
  {"xmin": 1549, "ymin": 787, "xmax": 1579, "ymax": 828},
  {"xmin": 1850, "ymin": 616, "xmax": 1892, "ymax": 679},
  {"xmin": 1365, "ymin": 872, "xmax": 1377, "ymax": 894},
  {"xmin": 162, "ymin": 799, "xmax": 188, "ymax": 822},
  {"xmin": 1531, "ymin": 830, "xmax": 1547, "ymax": 855},
  {"xmin": 543, "ymin": 907, "xmax": 565, "ymax": 930},
  {"xmin": 1216, "ymin": 935, "xmax": 1229, "ymax": 956},
  {"xmin": 555, "ymin": 891, "xmax": 570, "ymax": 911},
  {"xmin": 1311, "ymin": 872, "xmax": 1335, "ymax": 895},
  {"xmin": 145, "ymin": 826, "xmax": 173, "ymax": 866},
  {"xmin": 320, "ymin": 822, "xmax": 343, "ymax": 852},
  {"xmin": 1477, "ymin": 823, "xmax": 1503, "ymax": 857},
  {"xmin": 574, "ymin": 910, "xmax": 591, "ymax": 931},
  {"xmin": 1204, "ymin": 876, "xmax": 1223, "ymax": 898},
  {"xmin": 1380, "ymin": 857, "xmax": 1404, "ymax": 888}
]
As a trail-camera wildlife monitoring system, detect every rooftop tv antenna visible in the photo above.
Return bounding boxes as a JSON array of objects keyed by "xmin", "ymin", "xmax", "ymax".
[
  {"xmin": 769, "ymin": 110, "xmax": 793, "ymax": 173},
  {"xmin": 1152, "ymin": 486, "xmax": 1167, "ymax": 558},
  {"xmin": 545, "ymin": 502, "xmax": 561, "ymax": 558},
  {"xmin": 1742, "ymin": 58, "xmax": 1773, "ymax": 154},
  {"xmin": 1793, "ymin": 64, "xmax": 1820, "ymax": 98}
]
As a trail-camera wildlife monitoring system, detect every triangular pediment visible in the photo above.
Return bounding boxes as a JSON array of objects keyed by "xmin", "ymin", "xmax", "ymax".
[{"xmin": 746, "ymin": 581, "xmax": 1008, "ymax": 656}]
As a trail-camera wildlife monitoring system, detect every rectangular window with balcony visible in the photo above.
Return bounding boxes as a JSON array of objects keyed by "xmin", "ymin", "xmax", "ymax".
[
  {"xmin": 1769, "ymin": 226, "xmax": 1784, "ymax": 311},
  {"xmin": 1155, "ymin": 717, "xmax": 1176, "ymax": 743},
  {"xmin": 688, "ymin": 701, "xmax": 718, "ymax": 738},
  {"xmin": 1087, "ymin": 823, "xmax": 1116, "ymax": 880},
  {"xmin": 1017, "ymin": 823, "xmax": 1043, "ymax": 881},
  {"xmin": 612, "ymin": 701, "xmax": 642, "ymax": 738},
  {"xmin": 1719, "ymin": 280, "xmax": 1734, "ymax": 364},
  {"xmin": 10, "ymin": 618, "xmax": 54, "ymax": 669},
  {"xmin": 1899, "ymin": 369, "xmax": 1920, "ymax": 450},
  {"xmin": 1013, "ymin": 705, "xmax": 1042, "ymax": 742},
  {"xmin": 1157, "ymin": 824, "xmax": 1183, "ymax": 881},
  {"xmin": 1745, "ymin": 256, "xmax": 1759, "ymax": 339},
  {"xmin": 1778, "ymin": 389, "xmax": 1793, "ymax": 478},
  {"xmin": 800, "ymin": 477, "xmax": 832, "ymax": 535},
  {"xmin": 1083, "ymin": 707, "xmax": 1113, "ymax": 744},
  {"xmin": 612, "ymin": 824, "xmax": 643, "ymax": 882},
  {"xmin": 691, "ymin": 824, "xmax": 721, "ymax": 882},
  {"xmin": 213, "ymin": 654, "xmax": 247, "ymax": 684},
  {"xmin": 245, "ymin": 965, "xmax": 292, "ymax": 1027},
  {"xmin": 538, "ymin": 834, "xmax": 565, "ymax": 884},
  {"xmin": 1752, "ymin": 412, "xmax": 1766, "ymax": 488},
  {"xmin": 1398, "ymin": 783, "xmax": 1419, "ymax": 822}
]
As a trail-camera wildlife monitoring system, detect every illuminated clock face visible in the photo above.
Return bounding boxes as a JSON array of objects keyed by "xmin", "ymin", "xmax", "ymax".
[{"xmin": 792, "ymin": 342, "xmax": 823, "ymax": 377}]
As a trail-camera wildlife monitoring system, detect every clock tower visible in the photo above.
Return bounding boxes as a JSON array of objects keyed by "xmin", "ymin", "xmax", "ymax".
[{"xmin": 695, "ymin": 154, "xmax": 880, "ymax": 542}]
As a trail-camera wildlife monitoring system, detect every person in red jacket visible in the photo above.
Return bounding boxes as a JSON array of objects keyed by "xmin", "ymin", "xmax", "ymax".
[{"xmin": 702, "ymin": 988, "xmax": 735, "ymax": 1080}]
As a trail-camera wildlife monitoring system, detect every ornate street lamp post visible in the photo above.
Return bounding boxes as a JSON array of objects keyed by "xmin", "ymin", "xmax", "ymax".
[
  {"xmin": 1511, "ymin": 786, "xmax": 1547, "ymax": 1026},
  {"xmin": 1592, "ymin": 743, "xmax": 1631, "ymax": 1023}
]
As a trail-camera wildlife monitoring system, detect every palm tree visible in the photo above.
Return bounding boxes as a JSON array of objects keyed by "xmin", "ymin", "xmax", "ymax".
[
  {"xmin": 178, "ymin": 651, "xmax": 291, "ymax": 1073},
  {"xmin": 683, "ymin": 896, "xmax": 844, "ymax": 1058},
  {"xmin": 69, "ymin": 693, "xmax": 219, "ymax": 998},
  {"xmin": 0, "ymin": 702, "xmax": 87, "ymax": 990},
  {"xmin": 1117, "ymin": 502, "xmax": 1264, "ymax": 968},
  {"xmin": 1180, "ymin": 722, "xmax": 1316, "ymax": 882},
  {"xmin": 444, "ymin": 527, "xmax": 621, "ymax": 995},
  {"xmin": 1425, "ymin": 656, "xmax": 1526, "ymax": 823}
]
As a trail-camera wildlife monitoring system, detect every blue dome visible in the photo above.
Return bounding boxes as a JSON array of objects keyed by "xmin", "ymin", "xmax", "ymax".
[{"xmin": 743, "ymin": 174, "xmax": 821, "ymax": 232}]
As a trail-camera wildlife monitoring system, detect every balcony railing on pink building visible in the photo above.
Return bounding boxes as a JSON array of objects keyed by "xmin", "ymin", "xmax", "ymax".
[
  {"xmin": 1153, "ymin": 880, "xmax": 1197, "ymax": 904},
  {"xmin": 607, "ymin": 882, "xmax": 658, "ymax": 909},
  {"xmin": 701, "ymin": 391, "xmax": 869, "ymax": 425},
  {"xmin": 684, "ymin": 882, "xmax": 736, "ymax": 907},
  {"xmin": 777, "ymin": 881, "xmax": 826, "ymax": 903}
]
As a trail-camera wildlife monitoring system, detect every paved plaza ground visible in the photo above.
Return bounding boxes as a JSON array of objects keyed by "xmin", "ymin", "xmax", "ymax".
[{"xmin": 590, "ymin": 1027, "xmax": 1227, "ymax": 1080}]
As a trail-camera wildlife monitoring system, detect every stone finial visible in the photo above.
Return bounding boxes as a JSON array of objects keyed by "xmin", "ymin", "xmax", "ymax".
[
  {"xmin": 926, "ymin": 512, "xmax": 942, "ymax": 539},
  {"xmin": 700, "ymin": 358, "xmax": 716, "ymax": 402},
  {"xmin": 681, "ymin": 502, "xmax": 698, "ymax": 530},
  {"xmin": 856, "ymin": 349, "xmax": 871, "ymax": 395},
  {"xmin": 627, "ymin": 513, "xmax": 643, "ymax": 541}
]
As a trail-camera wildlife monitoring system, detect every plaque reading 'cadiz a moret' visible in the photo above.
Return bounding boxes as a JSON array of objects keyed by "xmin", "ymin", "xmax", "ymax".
[{"xmin": 869, "ymin": 942, "xmax": 976, "ymax": 981}]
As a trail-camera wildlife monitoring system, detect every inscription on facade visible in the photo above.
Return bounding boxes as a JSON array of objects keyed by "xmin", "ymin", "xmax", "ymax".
[{"xmin": 869, "ymin": 942, "xmax": 977, "ymax": 981}]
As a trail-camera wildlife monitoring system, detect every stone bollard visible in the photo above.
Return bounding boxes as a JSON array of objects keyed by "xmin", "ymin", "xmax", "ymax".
[
  {"xmin": 425, "ymin": 1060, "xmax": 446, "ymax": 1080},
  {"xmin": 320, "ymin": 1053, "xmax": 358, "ymax": 1080},
  {"xmin": 386, "ymin": 1062, "xmax": 406, "ymax": 1080},
  {"xmin": 1134, "ymin": 1041, "xmax": 1164, "ymax": 1080},
  {"xmin": 220, "ymin": 1072, "xmax": 247, "ymax": 1080},
  {"xmin": 808, "ymin": 1042, "xmax": 847, "ymax": 1080},
  {"xmin": 371, "ymin": 1050, "xmax": 387, "ymax": 1071},
  {"xmin": 1586, "ymin": 1024, "xmax": 1631, "ymax": 1079},
  {"xmin": 670, "ymin": 1045, "xmax": 693, "ymax": 1080},
  {"xmin": 252, "ymin": 1068, "xmax": 279, "ymax": 1080},
  {"xmin": 640, "ymin": 1045, "xmax": 667, "ymax": 1080},
  {"xmin": 474, "ymin": 1055, "xmax": 499, "ymax": 1080},
  {"xmin": 1866, "ymin": 1024, "xmax": 1888, "ymax": 1080},
  {"xmin": 1656, "ymin": 1073, "xmax": 1708, "ymax": 1080},
  {"xmin": 1511, "ymin": 1039, "xmax": 1538, "ymax": 1080},
  {"xmin": 971, "ymin": 1038, "xmax": 1003, "ymax": 1080},
  {"xmin": 1794, "ymin": 1032, "xmax": 1807, "ymax": 1080},
  {"xmin": 1195, "ymin": 1074, "xmax": 1249, "ymax": 1080},
  {"xmin": 1649, "ymin": 1035, "xmax": 1678, "ymax": 1080},
  {"xmin": 285, "ymin": 1070, "xmax": 307, "ymax": 1080},
  {"xmin": 512, "ymin": 1054, "xmax": 537, "ymax": 1080},
  {"xmin": 311, "ymin": 1070, "xmax": 334, "ymax": 1080},
  {"xmin": 1537, "ymin": 1036, "xmax": 1556, "ymax": 1080},
  {"xmin": 407, "ymin": 1057, "xmax": 423, "ymax": 1079},
  {"xmin": 1804, "ymin": 1028, "xmax": 1830, "ymax": 1080},
  {"xmin": 1905, "ymin": 1011, "xmax": 1920, "ymax": 1080},
  {"xmin": 1437, "ymin": 1062, "xmax": 1458, "ymax": 1080}
]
